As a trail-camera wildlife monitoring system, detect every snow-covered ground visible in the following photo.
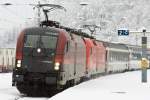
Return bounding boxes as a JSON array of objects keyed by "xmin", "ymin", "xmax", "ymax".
[
  {"xmin": 1, "ymin": 70, "xmax": 150, "ymax": 100},
  {"xmin": 50, "ymin": 70, "xmax": 150, "ymax": 100},
  {"xmin": 0, "ymin": 73, "xmax": 48, "ymax": 100}
]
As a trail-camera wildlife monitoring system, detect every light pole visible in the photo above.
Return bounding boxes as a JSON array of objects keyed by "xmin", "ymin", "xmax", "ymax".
[
  {"xmin": 37, "ymin": 1, "xmax": 41, "ymax": 26},
  {"xmin": 141, "ymin": 28, "xmax": 148, "ymax": 83}
]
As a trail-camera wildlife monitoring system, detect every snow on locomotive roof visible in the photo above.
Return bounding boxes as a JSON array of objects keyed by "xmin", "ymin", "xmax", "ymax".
[{"xmin": 24, "ymin": 27, "xmax": 60, "ymax": 35}]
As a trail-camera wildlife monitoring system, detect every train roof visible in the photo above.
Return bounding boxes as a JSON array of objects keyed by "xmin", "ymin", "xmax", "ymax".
[
  {"xmin": 103, "ymin": 42, "xmax": 128, "ymax": 50},
  {"xmin": 23, "ymin": 27, "xmax": 61, "ymax": 35},
  {"xmin": 126, "ymin": 44, "xmax": 141, "ymax": 48},
  {"xmin": 83, "ymin": 38, "xmax": 95, "ymax": 47},
  {"xmin": 126, "ymin": 44, "xmax": 142, "ymax": 53}
]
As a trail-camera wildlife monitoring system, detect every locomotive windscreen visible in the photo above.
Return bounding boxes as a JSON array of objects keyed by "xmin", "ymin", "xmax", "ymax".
[
  {"xmin": 22, "ymin": 29, "xmax": 59, "ymax": 72},
  {"xmin": 24, "ymin": 35, "xmax": 57, "ymax": 49}
]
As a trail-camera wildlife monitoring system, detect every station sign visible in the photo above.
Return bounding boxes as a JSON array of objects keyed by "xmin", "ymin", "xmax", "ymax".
[
  {"xmin": 118, "ymin": 30, "xmax": 129, "ymax": 36},
  {"xmin": 142, "ymin": 37, "xmax": 147, "ymax": 44},
  {"xmin": 140, "ymin": 58, "xmax": 149, "ymax": 68}
]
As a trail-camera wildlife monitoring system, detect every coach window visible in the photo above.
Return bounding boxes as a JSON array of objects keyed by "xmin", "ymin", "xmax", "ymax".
[
  {"xmin": 122, "ymin": 55, "xmax": 124, "ymax": 61},
  {"xmin": 6, "ymin": 50, "xmax": 8, "ymax": 55},
  {"xmin": 123, "ymin": 55, "xmax": 125, "ymax": 61},
  {"xmin": 123, "ymin": 56, "xmax": 125, "ymax": 61},
  {"xmin": 124, "ymin": 57, "xmax": 125, "ymax": 61},
  {"xmin": 116, "ymin": 55, "xmax": 118, "ymax": 61},
  {"xmin": 70, "ymin": 33, "xmax": 74, "ymax": 40},
  {"xmin": 125, "ymin": 57, "xmax": 127, "ymax": 61},
  {"xmin": 125, "ymin": 55, "xmax": 127, "ymax": 61},
  {"xmin": 110, "ymin": 54, "xmax": 112, "ymax": 62},
  {"xmin": 90, "ymin": 48, "xmax": 92, "ymax": 55},
  {"xmin": 110, "ymin": 56, "xmax": 112, "ymax": 62},
  {"xmin": 119, "ymin": 56, "xmax": 120, "ymax": 61},
  {"xmin": 114, "ymin": 55, "xmax": 116, "ymax": 61},
  {"xmin": 118, "ymin": 55, "xmax": 120, "ymax": 61},
  {"xmin": 121, "ymin": 55, "xmax": 123, "ymax": 61},
  {"xmin": 121, "ymin": 56, "xmax": 123, "ymax": 61},
  {"xmin": 65, "ymin": 41, "xmax": 70, "ymax": 53},
  {"xmin": 111, "ymin": 55, "xmax": 113, "ymax": 61},
  {"xmin": 11, "ymin": 50, "xmax": 13, "ymax": 55},
  {"xmin": 117, "ymin": 55, "xmax": 119, "ymax": 61},
  {"xmin": 113, "ymin": 55, "xmax": 115, "ymax": 61}
]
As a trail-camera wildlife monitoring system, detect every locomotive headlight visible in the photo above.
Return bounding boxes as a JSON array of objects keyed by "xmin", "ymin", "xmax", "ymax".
[
  {"xmin": 17, "ymin": 60, "xmax": 21, "ymax": 64},
  {"xmin": 37, "ymin": 48, "xmax": 41, "ymax": 53},
  {"xmin": 17, "ymin": 60, "xmax": 21, "ymax": 68},
  {"xmin": 17, "ymin": 63, "xmax": 21, "ymax": 68},
  {"xmin": 54, "ymin": 62, "xmax": 60, "ymax": 70}
]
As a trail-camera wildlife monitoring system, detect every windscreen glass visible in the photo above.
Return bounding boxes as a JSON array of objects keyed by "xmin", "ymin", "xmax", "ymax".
[{"xmin": 24, "ymin": 34, "xmax": 57, "ymax": 49}]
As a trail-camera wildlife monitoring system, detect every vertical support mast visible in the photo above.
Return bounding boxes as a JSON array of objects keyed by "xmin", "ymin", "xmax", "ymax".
[
  {"xmin": 37, "ymin": 1, "xmax": 41, "ymax": 26},
  {"xmin": 141, "ymin": 29, "xmax": 148, "ymax": 83}
]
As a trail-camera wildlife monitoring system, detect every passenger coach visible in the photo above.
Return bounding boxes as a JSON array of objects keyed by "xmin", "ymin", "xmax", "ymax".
[{"xmin": 103, "ymin": 42, "xmax": 129, "ymax": 73}]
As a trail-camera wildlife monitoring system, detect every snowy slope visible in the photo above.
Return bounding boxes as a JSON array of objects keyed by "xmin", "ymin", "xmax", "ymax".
[
  {"xmin": 0, "ymin": 70, "xmax": 150, "ymax": 100},
  {"xmin": 1, "ymin": 0, "xmax": 150, "ymax": 47},
  {"xmin": 49, "ymin": 70, "xmax": 150, "ymax": 100}
]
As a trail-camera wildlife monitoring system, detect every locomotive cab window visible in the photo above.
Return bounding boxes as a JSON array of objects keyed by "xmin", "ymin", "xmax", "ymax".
[{"xmin": 24, "ymin": 34, "xmax": 58, "ymax": 49}]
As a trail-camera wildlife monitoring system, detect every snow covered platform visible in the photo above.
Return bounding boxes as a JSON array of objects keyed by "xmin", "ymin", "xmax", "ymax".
[
  {"xmin": 50, "ymin": 70, "xmax": 150, "ymax": 100},
  {"xmin": 1, "ymin": 70, "xmax": 150, "ymax": 100}
]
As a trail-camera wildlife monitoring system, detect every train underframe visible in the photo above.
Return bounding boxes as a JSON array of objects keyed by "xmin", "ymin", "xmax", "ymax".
[
  {"xmin": 13, "ymin": 72, "xmax": 63, "ymax": 96},
  {"xmin": 13, "ymin": 71, "xmax": 90, "ymax": 96}
]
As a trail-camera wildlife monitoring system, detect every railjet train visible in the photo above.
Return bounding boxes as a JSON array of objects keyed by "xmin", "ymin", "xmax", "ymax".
[
  {"xmin": 12, "ymin": 4, "xmax": 144, "ymax": 96},
  {"xmin": 12, "ymin": 25, "xmax": 143, "ymax": 96}
]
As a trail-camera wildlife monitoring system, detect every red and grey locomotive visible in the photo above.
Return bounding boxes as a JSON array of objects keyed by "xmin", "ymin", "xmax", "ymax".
[{"xmin": 12, "ymin": 4, "xmax": 142, "ymax": 96}]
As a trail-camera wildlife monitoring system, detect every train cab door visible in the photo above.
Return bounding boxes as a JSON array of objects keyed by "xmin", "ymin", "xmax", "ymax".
[
  {"xmin": 63, "ymin": 34, "xmax": 77, "ymax": 80},
  {"xmin": 71, "ymin": 34, "xmax": 77, "ymax": 77},
  {"xmin": 71, "ymin": 35, "xmax": 86, "ymax": 82}
]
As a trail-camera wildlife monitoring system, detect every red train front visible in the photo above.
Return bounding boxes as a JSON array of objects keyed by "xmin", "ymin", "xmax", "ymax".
[{"xmin": 12, "ymin": 27, "xmax": 72, "ymax": 95}]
